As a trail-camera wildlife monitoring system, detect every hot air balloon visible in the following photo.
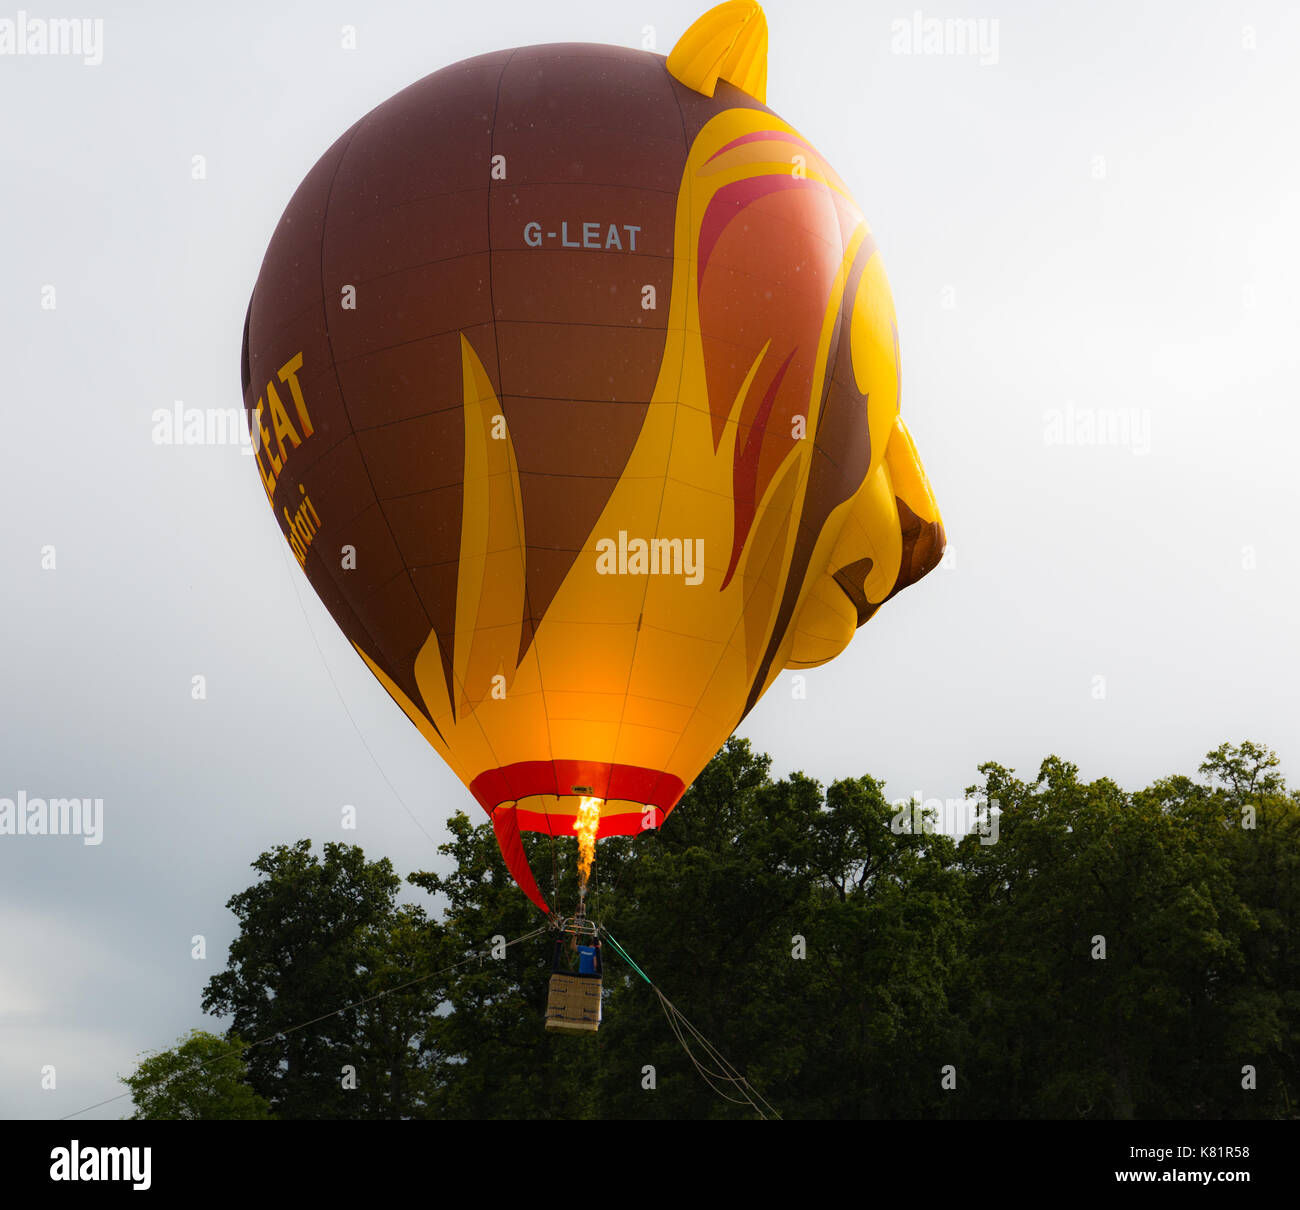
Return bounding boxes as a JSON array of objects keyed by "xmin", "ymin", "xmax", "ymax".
[{"xmin": 240, "ymin": 2, "xmax": 945, "ymax": 935}]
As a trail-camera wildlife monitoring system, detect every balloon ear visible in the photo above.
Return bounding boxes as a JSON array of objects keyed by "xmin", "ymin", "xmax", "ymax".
[{"xmin": 667, "ymin": 1, "xmax": 768, "ymax": 103}]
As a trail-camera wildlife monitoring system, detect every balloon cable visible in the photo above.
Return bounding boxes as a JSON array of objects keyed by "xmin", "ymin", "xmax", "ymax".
[
  {"xmin": 272, "ymin": 539, "xmax": 441, "ymax": 849},
  {"xmin": 601, "ymin": 929, "xmax": 781, "ymax": 1120},
  {"xmin": 59, "ymin": 925, "xmax": 551, "ymax": 1120}
]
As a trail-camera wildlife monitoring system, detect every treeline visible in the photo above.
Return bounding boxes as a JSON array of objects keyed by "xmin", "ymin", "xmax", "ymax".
[{"xmin": 125, "ymin": 740, "xmax": 1300, "ymax": 1119}]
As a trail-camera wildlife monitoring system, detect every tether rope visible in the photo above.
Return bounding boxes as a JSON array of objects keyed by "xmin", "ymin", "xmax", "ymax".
[
  {"xmin": 602, "ymin": 928, "xmax": 780, "ymax": 1120},
  {"xmin": 61, "ymin": 925, "xmax": 550, "ymax": 1120}
]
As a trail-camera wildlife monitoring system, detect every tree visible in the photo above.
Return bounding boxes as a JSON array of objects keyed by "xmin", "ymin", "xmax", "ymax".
[
  {"xmin": 410, "ymin": 737, "xmax": 970, "ymax": 1120},
  {"xmin": 1187, "ymin": 741, "xmax": 1300, "ymax": 1115},
  {"xmin": 189, "ymin": 739, "xmax": 1297, "ymax": 1119},
  {"xmin": 201, "ymin": 840, "xmax": 449, "ymax": 1119},
  {"xmin": 952, "ymin": 744, "xmax": 1298, "ymax": 1119},
  {"xmin": 123, "ymin": 1029, "xmax": 273, "ymax": 1120},
  {"xmin": 408, "ymin": 810, "xmax": 601, "ymax": 1119}
]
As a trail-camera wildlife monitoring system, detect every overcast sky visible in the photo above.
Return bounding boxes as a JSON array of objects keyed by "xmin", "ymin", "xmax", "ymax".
[{"xmin": 2, "ymin": 0, "xmax": 1297, "ymax": 1120}]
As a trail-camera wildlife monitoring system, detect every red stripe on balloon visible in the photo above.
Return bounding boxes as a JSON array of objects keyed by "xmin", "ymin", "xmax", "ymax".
[
  {"xmin": 491, "ymin": 807, "xmax": 551, "ymax": 915},
  {"xmin": 696, "ymin": 174, "xmax": 812, "ymax": 286},
  {"xmin": 514, "ymin": 805, "xmax": 667, "ymax": 835},
  {"xmin": 702, "ymin": 129, "xmax": 819, "ymax": 166},
  {"xmin": 470, "ymin": 761, "xmax": 686, "ymax": 814},
  {"xmin": 721, "ymin": 345, "xmax": 798, "ymax": 589}
]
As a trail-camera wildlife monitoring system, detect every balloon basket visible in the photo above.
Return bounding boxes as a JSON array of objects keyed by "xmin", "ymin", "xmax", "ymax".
[
  {"xmin": 544, "ymin": 973, "xmax": 603, "ymax": 1035},
  {"xmin": 545, "ymin": 918, "xmax": 603, "ymax": 1034}
]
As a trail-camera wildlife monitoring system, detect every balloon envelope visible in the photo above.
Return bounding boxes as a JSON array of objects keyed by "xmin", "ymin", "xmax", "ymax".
[{"xmin": 241, "ymin": 2, "xmax": 945, "ymax": 911}]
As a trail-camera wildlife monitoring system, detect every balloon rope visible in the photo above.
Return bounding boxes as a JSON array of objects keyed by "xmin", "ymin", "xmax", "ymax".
[
  {"xmin": 272, "ymin": 538, "xmax": 440, "ymax": 848},
  {"xmin": 601, "ymin": 929, "xmax": 651, "ymax": 984},
  {"xmin": 60, "ymin": 925, "xmax": 551, "ymax": 1120},
  {"xmin": 601, "ymin": 929, "xmax": 781, "ymax": 1120}
]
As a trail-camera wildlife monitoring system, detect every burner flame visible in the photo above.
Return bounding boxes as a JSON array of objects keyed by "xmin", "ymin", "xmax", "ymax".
[{"xmin": 574, "ymin": 795, "xmax": 603, "ymax": 891}]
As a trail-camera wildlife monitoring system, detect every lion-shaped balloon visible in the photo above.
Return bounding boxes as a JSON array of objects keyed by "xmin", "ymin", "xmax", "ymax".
[{"xmin": 241, "ymin": 1, "xmax": 945, "ymax": 910}]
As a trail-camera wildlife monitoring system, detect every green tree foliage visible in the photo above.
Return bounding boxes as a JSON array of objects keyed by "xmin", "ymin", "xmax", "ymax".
[
  {"xmin": 953, "ymin": 742, "xmax": 1299, "ymax": 1119},
  {"xmin": 196, "ymin": 740, "xmax": 1298, "ymax": 1119},
  {"xmin": 123, "ymin": 1029, "xmax": 273, "ymax": 1120},
  {"xmin": 573, "ymin": 741, "xmax": 970, "ymax": 1119},
  {"xmin": 200, "ymin": 840, "xmax": 450, "ymax": 1119},
  {"xmin": 398, "ymin": 738, "xmax": 970, "ymax": 1118}
]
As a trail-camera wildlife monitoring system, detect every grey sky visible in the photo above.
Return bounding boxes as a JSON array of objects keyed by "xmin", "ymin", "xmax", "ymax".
[{"xmin": 2, "ymin": 0, "xmax": 1296, "ymax": 1119}]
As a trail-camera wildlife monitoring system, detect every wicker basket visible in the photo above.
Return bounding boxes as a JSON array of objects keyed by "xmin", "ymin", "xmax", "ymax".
[{"xmin": 545, "ymin": 972, "xmax": 603, "ymax": 1034}]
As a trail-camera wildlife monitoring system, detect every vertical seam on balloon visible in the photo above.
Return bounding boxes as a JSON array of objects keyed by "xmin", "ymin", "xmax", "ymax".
[
  {"xmin": 314, "ymin": 120, "xmax": 445, "ymax": 704},
  {"xmin": 440, "ymin": 337, "xmax": 526, "ymax": 787},
  {"xmin": 635, "ymin": 105, "xmax": 774, "ymax": 810},
  {"xmin": 652, "ymin": 171, "xmax": 862, "ymax": 778},
  {"xmin": 305, "ymin": 121, "xmax": 447, "ymax": 746},
  {"xmin": 608, "ymin": 74, "xmax": 696, "ymax": 817},
  {"xmin": 316, "ymin": 81, "xmax": 516, "ymax": 798},
  {"xmin": 481, "ymin": 48, "xmax": 560, "ymax": 825},
  {"xmin": 646, "ymin": 108, "xmax": 831, "ymax": 808},
  {"xmin": 422, "ymin": 58, "xmax": 521, "ymax": 792},
  {"xmin": 737, "ymin": 221, "xmax": 870, "ymax": 712}
]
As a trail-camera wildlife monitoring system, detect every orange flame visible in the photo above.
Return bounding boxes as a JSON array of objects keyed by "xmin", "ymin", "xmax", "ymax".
[{"xmin": 574, "ymin": 795, "xmax": 603, "ymax": 890}]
